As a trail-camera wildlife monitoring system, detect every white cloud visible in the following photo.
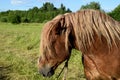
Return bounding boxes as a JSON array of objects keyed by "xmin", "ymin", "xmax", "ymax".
[
  {"xmin": 37, "ymin": 0, "xmax": 59, "ymax": 2},
  {"xmin": 11, "ymin": 0, "xmax": 26, "ymax": 5}
]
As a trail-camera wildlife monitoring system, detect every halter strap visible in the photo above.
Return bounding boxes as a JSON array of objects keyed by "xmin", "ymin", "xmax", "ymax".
[{"xmin": 56, "ymin": 59, "xmax": 69, "ymax": 80}]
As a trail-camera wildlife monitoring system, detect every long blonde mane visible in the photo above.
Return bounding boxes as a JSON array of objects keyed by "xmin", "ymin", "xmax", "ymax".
[
  {"xmin": 40, "ymin": 9, "xmax": 120, "ymax": 56},
  {"xmin": 64, "ymin": 9, "xmax": 120, "ymax": 50}
]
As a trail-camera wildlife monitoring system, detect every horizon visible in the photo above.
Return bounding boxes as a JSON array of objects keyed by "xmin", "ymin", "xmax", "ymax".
[{"xmin": 0, "ymin": 0, "xmax": 120, "ymax": 12}]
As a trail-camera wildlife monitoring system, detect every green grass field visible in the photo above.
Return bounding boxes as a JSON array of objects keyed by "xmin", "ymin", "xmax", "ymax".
[{"xmin": 0, "ymin": 23, "xmax": 85, "ymax": 80}]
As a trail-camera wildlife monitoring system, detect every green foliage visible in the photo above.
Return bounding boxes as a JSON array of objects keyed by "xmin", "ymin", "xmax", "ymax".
[
  {"xmin": 108, "ymin": 4, "xmax": 120, "ymax": 21},
  {"xmin": 21, "ymin": 17, "xmax": 30, "ymax": 23},
  {"xmin": 0, "ymin": 17, "xmax": 7, "ymax": 22},
  {"xmin": 0, "ymin": 2, "xmax": 71, "ymax": 23},
  {"xmin": 59, "ymin": 4, "xmax": 66, "ymax": 14},
  {"xmin": 40, "ymin": 3, "xmax": 55, "ymax": 11},
  {"xmin": 9, "ymin": 15, "xmax": 21, "ymax": 24},
  {"xmin": 80, "ymin": 2, "xmax": 101, "ymax": 10}
]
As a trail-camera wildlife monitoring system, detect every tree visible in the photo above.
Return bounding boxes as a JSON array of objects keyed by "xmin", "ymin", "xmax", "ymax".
[
  {"xmin": 66, "ymin": 8, "xmax": 72, "ymax": 13},
  {"xmin": 21, "ymin": 17, "xmax": 29, "ymax": 23},
  {"xmin": 80, "ymin": 2, "xmax": 101, "ymax": 10},
  {"xmin": 0, "ymin": 17, "xmax": 7, "ymax": 22},
  {"xmin": 32, "ymin": 7, "xmax": 39, "ymax": 12},
  {"xmin": 9, "ymin": 15, "xmax": 21, "ymax": 24},
  {"xmin": 59, "ymin": 4, "xmax": 66, "ymax": 14},
  {"xmin": 40, "ymin": 2, "xmax": 55, "ymax": 12},
  {"xmin": 108, "ymin": 4, "xmax": 120, "ymax": 21}
]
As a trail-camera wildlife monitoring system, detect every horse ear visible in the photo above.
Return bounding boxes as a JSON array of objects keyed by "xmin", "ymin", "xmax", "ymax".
[
  {"xmin": 53, "ymin": 15, "xmax": 72, "ymax": 36},
  {"xmin": 54, "ymin": 17, "xmax": 66, "ymax": 35}
]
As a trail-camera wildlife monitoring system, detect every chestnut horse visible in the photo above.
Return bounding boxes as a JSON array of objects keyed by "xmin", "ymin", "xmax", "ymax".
[{"xmin": 38, "ymin": 9, "xmax": 120, "ymax": 80}]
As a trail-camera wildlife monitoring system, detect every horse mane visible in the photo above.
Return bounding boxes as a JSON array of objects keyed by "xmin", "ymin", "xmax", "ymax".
[
  {"xmin": 64, "ymin": 9, "xmax": 120, "ymax": 50},
  {"xmin": 40, "ymin": 9, "xmax": 120, "ymax": 57}
]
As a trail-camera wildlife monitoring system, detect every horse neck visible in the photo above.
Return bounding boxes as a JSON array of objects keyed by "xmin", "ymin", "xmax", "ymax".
[{"xmin": 73, "ymin": 32, "xmax": 110, "ymax": 54}]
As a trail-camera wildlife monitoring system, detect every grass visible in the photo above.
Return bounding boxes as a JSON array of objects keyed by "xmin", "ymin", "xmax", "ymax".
[{"xmin": 0, "ymin": 22, "xmax": 85, "ymax": 80}]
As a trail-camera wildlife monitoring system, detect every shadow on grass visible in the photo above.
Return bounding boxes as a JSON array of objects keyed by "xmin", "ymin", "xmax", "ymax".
[{"xmin": 0, "ymin": 62, "xmax": 12, "ymax": 80}]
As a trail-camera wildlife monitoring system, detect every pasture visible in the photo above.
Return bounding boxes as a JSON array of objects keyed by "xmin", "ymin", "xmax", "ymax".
[{"xmin": 0, "ymin": 23, "xmax": 85, "ymax": 80}]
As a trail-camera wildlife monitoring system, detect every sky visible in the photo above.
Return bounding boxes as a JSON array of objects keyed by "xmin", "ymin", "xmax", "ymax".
[{"xmin": 0, "ymin": 0, "xmax": 120, "ymax": 12}]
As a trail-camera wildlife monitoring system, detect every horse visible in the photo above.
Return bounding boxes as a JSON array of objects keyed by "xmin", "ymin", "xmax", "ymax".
[{"xmin": 38, "ymin": 9, "xmax": 120, "ymax": 80}]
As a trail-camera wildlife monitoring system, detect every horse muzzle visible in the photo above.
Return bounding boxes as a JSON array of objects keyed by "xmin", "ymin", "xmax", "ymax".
[{"xmin": 39, "ymin": 66, "xmax": 54, "ymax": 77}]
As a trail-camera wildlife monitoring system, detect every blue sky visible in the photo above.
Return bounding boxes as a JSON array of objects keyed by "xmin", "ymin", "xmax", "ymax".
[{"xmin": 0, "ymin": 0, "xmax": 120, "ymax": 12}]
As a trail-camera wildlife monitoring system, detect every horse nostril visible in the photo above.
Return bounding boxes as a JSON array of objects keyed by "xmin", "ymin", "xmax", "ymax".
[
  {"xmin": 47, "ymin": 67, "xmax": 54, "ymax": 77},
  {"xmin": 39, "ymin": 70, "xmax": 47, "ymax": 77},
  {"xmin": 42, "ymin": 73, "xmax": 46, "ymax": 77}
]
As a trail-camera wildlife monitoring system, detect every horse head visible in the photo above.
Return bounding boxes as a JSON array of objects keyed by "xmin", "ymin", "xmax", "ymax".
[{"xmin": 38, "ymin": 15, "xmax": 75, "ymax": 77}]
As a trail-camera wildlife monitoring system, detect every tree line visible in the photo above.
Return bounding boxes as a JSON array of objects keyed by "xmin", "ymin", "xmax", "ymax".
[
  {"xmin": 0, "ymin": 2, "xmax": 71, "ymax": 24},
  {"xmin": 0, "ymin": 2, "xmax": 120, "ymax": 24}
]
